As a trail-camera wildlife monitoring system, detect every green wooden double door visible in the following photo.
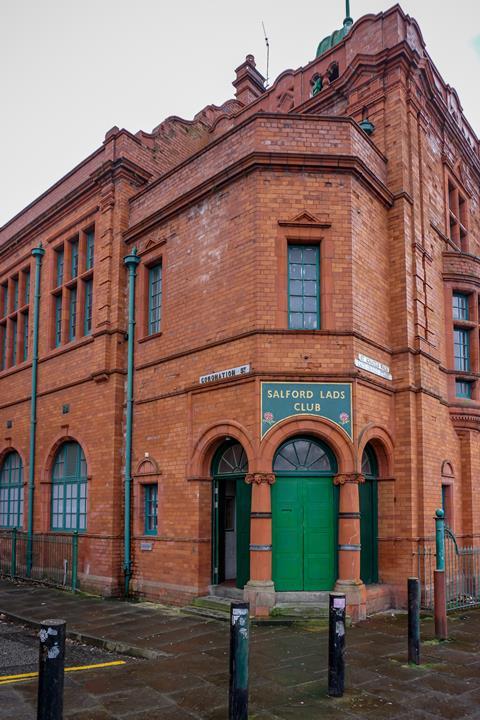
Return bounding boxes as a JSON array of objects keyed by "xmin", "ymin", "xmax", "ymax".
[{"xmin": 272, "ymin": 476, "xmax": 336, "ymax": 591}]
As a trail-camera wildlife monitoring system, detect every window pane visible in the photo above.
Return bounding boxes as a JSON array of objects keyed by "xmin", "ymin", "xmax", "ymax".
[
  {"xmin": 288, "ymin": 245, "xmax": 319, "ymax": 330},
  {"xmin": 452, "ymin": 294, "xmax": 469, "ymax": 321},
  {"xmin": 456, "ymin": 380, "xmax": 473, "ymax": 398},
  {"xmin": 148, "ymin": 265, "xmax": 162, "ymax": 335},
  {"xmin": 56, "ymin": 250, "xmax": 64, "ymax": 287},
  {"xmin": 454, "ymin": 328, "xmax": 470, "ymax": 372},
  {"xmin": 69, "ymin": 287, "xmax": 77, "ymax": 341},
  {"xmin": 71, "ymin": 240, "xmax": 79, "ymax": 278},
  {"xmin": 86, "ymin": 230, "xmax": 95, "ymax": 271},
  {"xmin": 55, "ymin": 296, "xmax": 62, "ymax": 347},
  {"xmin": 51, "ymin": 442, "xmax": 87, "ymax": 532}
]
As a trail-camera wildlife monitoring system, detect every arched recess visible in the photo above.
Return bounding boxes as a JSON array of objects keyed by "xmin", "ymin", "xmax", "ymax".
[
  {"xmin": 260, "ymin": 416, "xmax": 355, "ymax": 474},
  {"xmin": 211, "ymin": 439, "xmax": 250, "ymax": 590},
  {"xmin": 358, "ymin": 425, "xmax": 395, "ymax": 586},
  {"xmin": 189, "ymin": 421, "xmax": 256, "ymax": 479},
  {"xmin": 357, "ymin": 425, "xmax": 394, "ymax": 477},
  {"xmin": 360, "ymin": 443, "xmax": 379, "ymax": 585},
  {"xmin": 441, "ymin": 460, "xmax": 455, "ymax": 528},
  {"xmin": 271, "ymin": 435, "xmax": 339, "ymax": 592}
]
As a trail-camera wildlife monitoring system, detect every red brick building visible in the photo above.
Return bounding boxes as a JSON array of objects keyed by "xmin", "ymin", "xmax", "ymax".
[{"xmin": 1, "ymin": 4, "xmax": 479, "ymax": 620}]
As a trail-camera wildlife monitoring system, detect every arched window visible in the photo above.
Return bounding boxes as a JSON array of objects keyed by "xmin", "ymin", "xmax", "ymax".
[
  {"xmin": 273, "ymin": 437, "xmax": 335, "ymax": 473},
  {"xmin": 51, "ymin": 442, "xmax": 87, "ymax": 531},
  {"xmin": 0, "ymin": 451, "xmax": 24, "ymax": 528},
  {"xmin": 214, "ymin": 442, "xmax": 248, "ymax": 476}
]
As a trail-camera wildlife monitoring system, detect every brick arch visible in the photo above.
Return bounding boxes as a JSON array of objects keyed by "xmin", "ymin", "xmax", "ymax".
[
  {"xmin": 259, "ymin": 416, "xmax": 355, "ymax": 474},
  {"xmin": 42, "ymin": 433, "xmax": 93, "ymax": 482},
  {"xmin": 358, "ymin": 425, "xmax": 394, "ymax": 478},
  {"xmin": 0, "ymin": 444, "xmax": 27, "ymax": 471},
  {"xmin": 441, "ymin": 460, "xmax": 455, "ymax": 479},
  {"xmin": 189, "ymin": 421, "xmax": 256, "ymax": 478},
  {"xmin": 135, "ymin": 456, "xmax": 160, "ymax": 476}
]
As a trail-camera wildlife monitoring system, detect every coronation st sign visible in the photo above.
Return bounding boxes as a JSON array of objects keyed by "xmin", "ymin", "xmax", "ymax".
[{"xmin": 261, "ymin": 382, "xmax": 352, "ymax": 439}]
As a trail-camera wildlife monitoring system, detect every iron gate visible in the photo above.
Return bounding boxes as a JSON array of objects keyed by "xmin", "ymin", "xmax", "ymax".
[{"xmin": 416, "ymin": 528, "xmax": 480, "ymax": 611}]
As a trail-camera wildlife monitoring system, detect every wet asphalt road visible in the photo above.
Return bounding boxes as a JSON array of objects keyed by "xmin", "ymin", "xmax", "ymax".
[{"xmin": 0, "ymin": 620, "xmax": 122, "ymax": 676}]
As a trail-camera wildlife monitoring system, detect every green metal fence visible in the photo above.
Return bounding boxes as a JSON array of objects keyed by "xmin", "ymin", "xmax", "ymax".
[
  {"xmin": 416, "ymin": 529, "xmax": 480, "ymax": 611},
  {"xmin": 0, "ymin": 530, "xmax": 78, "ymax": 591}
]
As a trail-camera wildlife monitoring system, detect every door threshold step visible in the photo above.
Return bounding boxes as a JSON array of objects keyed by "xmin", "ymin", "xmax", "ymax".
[
  {"xmin": 181, "ymin": 605, "xmax": 230, "ymax": 622},
  {"xmin": 190, "ymin": 595, "xmax": 233, "ymax": 613},
  {"xmin": 272, "ymin": 603, "xmax": 329, "ymax": 619}
]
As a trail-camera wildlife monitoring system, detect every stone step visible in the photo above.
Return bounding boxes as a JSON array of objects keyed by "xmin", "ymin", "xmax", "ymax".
[
  {"xmin": 181, "ymin": 605, "xmax": 230, "ymax": 622},
  {"xmin": 190, "ymin": 595, "xmax": 232, "ymax": 613},
  {"xmin": 272, "ymin": 603, "xmax": 329, "ymax": 619}
]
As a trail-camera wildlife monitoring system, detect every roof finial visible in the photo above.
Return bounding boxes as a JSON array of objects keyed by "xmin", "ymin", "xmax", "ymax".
[{"xmin": 344, "ymin": 0, "xmax": 353, "ymax": 27}]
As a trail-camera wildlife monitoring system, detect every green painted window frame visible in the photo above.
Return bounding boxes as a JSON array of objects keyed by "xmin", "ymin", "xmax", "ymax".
[
  {"xmin": 273, "ymin": 437, "xmax": 336, "ymax": 475},
  {"xmin": 69, "ymin": 287, "xmax": 77, "ymax": 341},
  {"xmin": 24, "ymin": 270, "xmax": 30, "ymax": 306},
  {"xmin": 84, "ymin": 280, "xmax": 93, "ymax": 336},
  {"xmin": 12, "ymin": 278, "xmax": 18, "ymax": 312},
  {"xmin": 70, "ymin": 239, "xmax": 79, "ymax": 279},
  {"xmin": 452, "ymin": 293, "xmax": 469, "ymax": 321},
  {"xmin": 144, "ymin": 484, "xmax": 158, "ymax": 535},
  {"xmin": 11, "ymin": 318, "xmax": 17, "ymax": 366},
  {"xmin": 0, "ymin": 451, "xmax": 24, "ymax": 529},
  {"xmin": 455, "ymin": 379, "xmax": 473, "ymax": 399},
  {"xmin": 51, "ymin": 442, "xmax": 87, "ymax": 532},
  {"xmin": 454, "ymin": 328, "xmax": 470, "ymax": 372},
  {"xmin": 56, "ymin": 249, "xmax": 64, "ymax": 287},
  {"xmin": 54, "ymin": 295, "xmax": 62, "ymax": 347},
  {"xmin": 22, "ymin": 312, "xmax": 29, "ymax": 362},
  {"xmin": 148, "ymin": 264, "xmax": 162, "ymax": 335},
  {"xmin": 86, "ymin": 230, "xmax": 95, "ymax": 271},
  {"xmin": 287, "ymin": 245, "xmax": 320, "ymax": 330}
]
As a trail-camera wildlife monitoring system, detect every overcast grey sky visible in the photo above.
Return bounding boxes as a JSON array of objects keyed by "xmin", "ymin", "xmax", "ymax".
[{"xmin": 1, "ymin": 0, "xmax": 479, "ymax": 228}]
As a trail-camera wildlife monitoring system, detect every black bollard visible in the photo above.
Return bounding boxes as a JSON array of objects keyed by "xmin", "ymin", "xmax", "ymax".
[
  {"xmin": 408, "ymin": 577, "xmax": 420, "ymax": 665},
  {"xmin": 37, "ymin": 619, "xmax": 66, "ymax": 720},
  {"xmin": 328, "ymin": 593, "xmax": 346, "ymax": 697},
  {"xmin": 229, "ymin": 602, "xmax": 249, "ymax": 720}
]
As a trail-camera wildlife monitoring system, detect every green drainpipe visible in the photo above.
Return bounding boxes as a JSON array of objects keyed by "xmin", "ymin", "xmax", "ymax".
[
  {"xmin": 27, "ymin": 243, "xmax": 45, "ymax": 576},
  {"xmin": 123, "ymin": 247, "xmax": 140, "ymax": 596}
]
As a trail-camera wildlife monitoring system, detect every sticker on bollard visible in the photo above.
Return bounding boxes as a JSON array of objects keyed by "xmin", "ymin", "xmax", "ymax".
[
  {"xmin": 229, "ymin": 602, "xmax": 249, "ymax": 720},
  {"xmin": 37, "ymin": 619, "xmax": 66, "ymax": 720},
  {"xmin": 328, "ymin": 593, "xmax": 346, "ymax": 698}
]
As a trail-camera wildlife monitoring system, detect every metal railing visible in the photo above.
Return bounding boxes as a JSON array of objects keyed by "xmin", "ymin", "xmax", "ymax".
[
  {"xmin": 416, "ymin": 529, "xmax": 480, "ymax": 611},
  {"xmin": 0, "ymin": 529, "xmax": 78, "ymax": 591}
]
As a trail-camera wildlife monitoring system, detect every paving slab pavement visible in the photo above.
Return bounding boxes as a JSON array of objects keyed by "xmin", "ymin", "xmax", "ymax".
[{"xmin": 0, "ymin": 579, "xmax": 480, "ymax": 718}]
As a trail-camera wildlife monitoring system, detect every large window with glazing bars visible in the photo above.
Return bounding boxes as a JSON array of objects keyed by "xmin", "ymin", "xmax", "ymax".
[
  {"xmin": 148, "ymin": 264, "xmax": 162, "ymax": 335},
  {"xmin": 51, "ymin": 442, "xmax": 87, "ymax": 532},
  {"xmin": 0, "ymin": 265, "xmax": 31, "ymax": 371},
  {"xmin": 0, "ymin": 451, "xmax": 24, "ymax": 528},
  {"xmin": 288, "ymin": 245, "xmax": 320, "ymax": 330},
  {"xmin": 52, "ymin": 227, "xmax": 94, "ymax": 348}
]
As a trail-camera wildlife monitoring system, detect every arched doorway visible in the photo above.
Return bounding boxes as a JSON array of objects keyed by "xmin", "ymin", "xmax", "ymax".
[
  {"xmin": 360, "ymin": 444, "xmax": 378, "ymax": 584},
  {"xmin": 51, "ymin": 441, "xmax": 88, "ymax": 531},
  {"xmin": 211, "ymin": 441, "xmax": 251, "ymax": 589},
  {"xmin": 272, "ymin": 437, "xmax": 338, "ymax": 591}
]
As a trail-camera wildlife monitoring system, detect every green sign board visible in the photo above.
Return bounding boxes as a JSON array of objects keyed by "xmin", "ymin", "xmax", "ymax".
[{"xmin": 261, "ymin": 382, "xmax": 352, "ymax": 439}]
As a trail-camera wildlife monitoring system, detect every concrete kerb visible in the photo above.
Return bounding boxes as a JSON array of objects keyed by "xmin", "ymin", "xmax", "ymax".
[{"xmin": 0, "ymin": 609, "xmax": 169, "ymax": 661}]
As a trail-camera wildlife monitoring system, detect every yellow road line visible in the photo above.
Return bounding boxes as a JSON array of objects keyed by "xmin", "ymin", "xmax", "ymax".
[{"xmin": 0, "ymin": 660, "xmax": 126, "ymax": 685}]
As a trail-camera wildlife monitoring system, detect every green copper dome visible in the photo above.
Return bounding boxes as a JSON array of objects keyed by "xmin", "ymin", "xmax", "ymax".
[{"xmin": 316, "ymin": 2, "xmax": 354, "ymax": 57}]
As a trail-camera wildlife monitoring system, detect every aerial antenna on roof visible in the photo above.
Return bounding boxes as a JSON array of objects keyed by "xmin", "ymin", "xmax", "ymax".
[{"xmin": 262, "ymin": 21, "xmax": 270, "ymax": 87}]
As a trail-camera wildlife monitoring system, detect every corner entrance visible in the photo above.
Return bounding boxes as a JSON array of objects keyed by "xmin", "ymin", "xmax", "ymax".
[
  {"xmin": 272, "ymin": 437, "xmax": 338, "ymax": 591},
  {"xmin": 212, "ymin": 442, "xmax": 251, "ymax": 589}
]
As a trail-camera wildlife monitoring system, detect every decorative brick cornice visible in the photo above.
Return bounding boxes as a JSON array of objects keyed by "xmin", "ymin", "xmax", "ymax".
[
  {"xmin": 334, "ymin": 473, "xmax": 365, "ymax": 485},
  {"xmin": 245, "ymin": 473, "xmax": 276, "ymax": 485}
]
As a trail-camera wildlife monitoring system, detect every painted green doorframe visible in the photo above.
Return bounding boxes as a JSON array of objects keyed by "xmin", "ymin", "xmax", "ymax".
[
  {"xmin": 123, "ymin": 247, "xmax": 140, "ymax": 596},
  {"xmin": 26, "ymin": 243, "xmax": 45, "ymax": 577}
]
